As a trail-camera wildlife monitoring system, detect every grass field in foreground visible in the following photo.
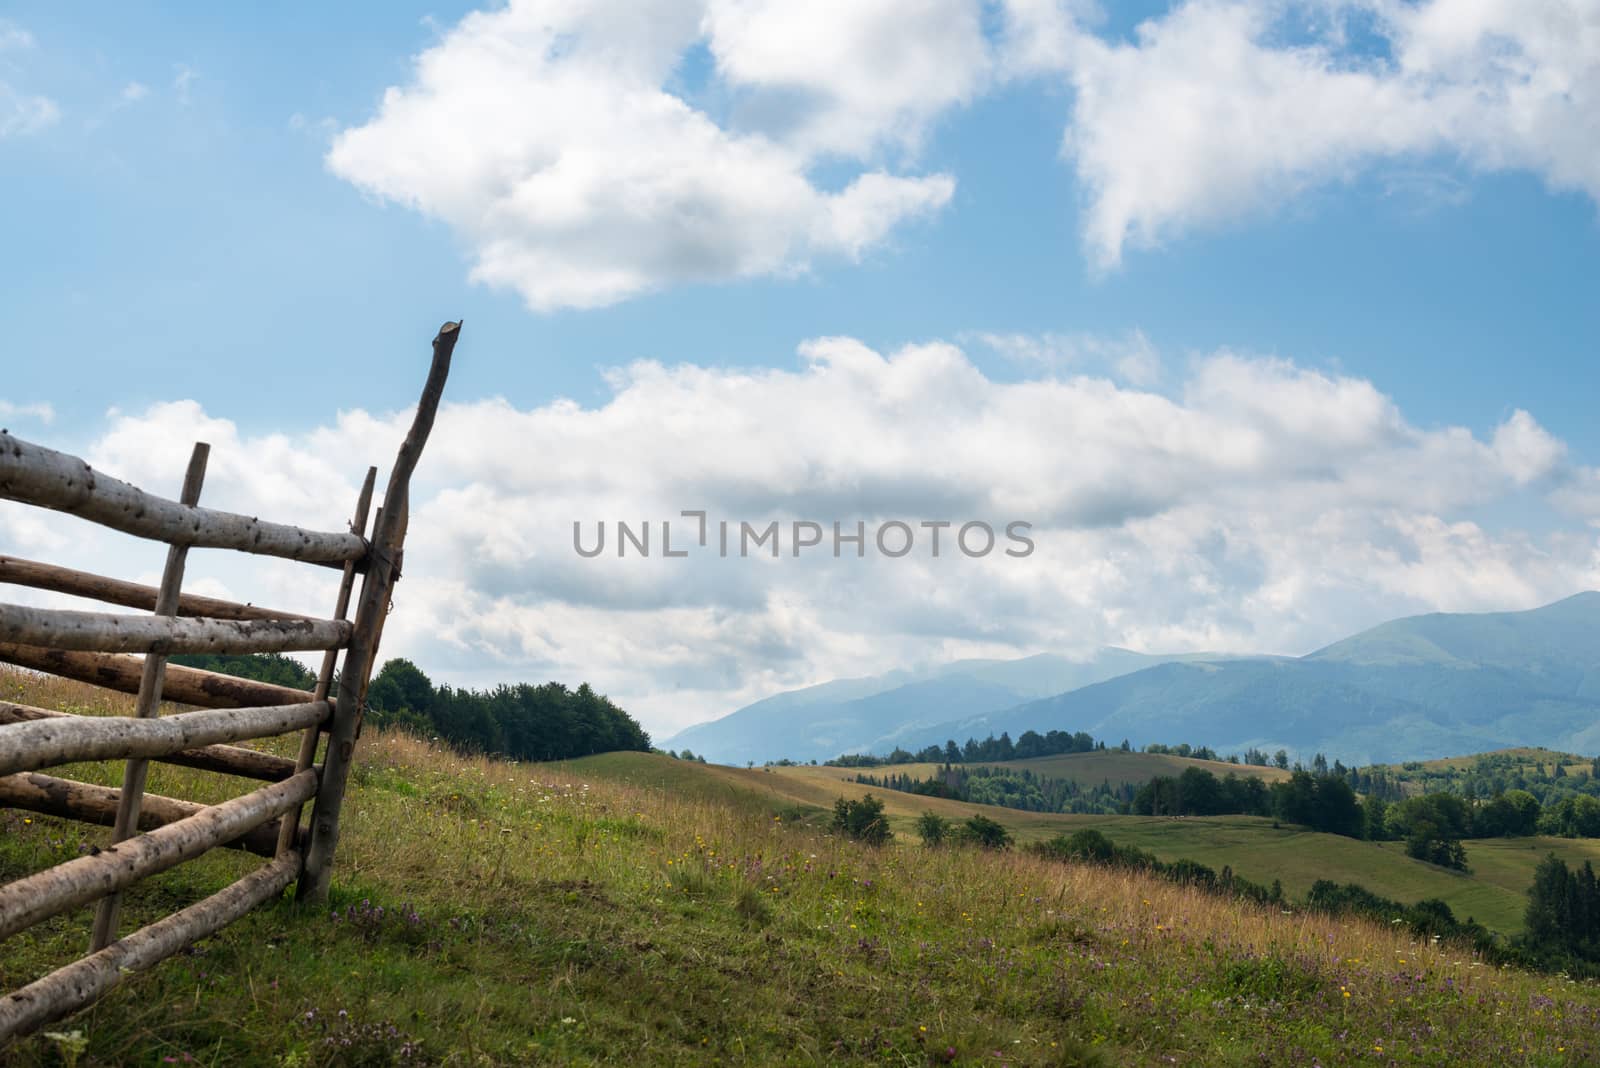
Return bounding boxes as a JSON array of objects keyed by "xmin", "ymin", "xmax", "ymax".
[{"xmin": 6, "ymin": 671, "xmax": 1600, "ymax": 1064}]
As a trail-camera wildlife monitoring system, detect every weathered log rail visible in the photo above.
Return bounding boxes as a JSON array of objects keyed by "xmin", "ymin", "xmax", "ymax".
[
  {"xmin": 0, "ymin": 701, "xmax": 297, "ymax": 781},
  {"xmin": 0, "ymin": 321, "xmax": 459, "ymax": 1045},
  {"xmin": 0, "ymin": 435, "xmax": 367, "ymax": 568},
  {"xmin": 0, "ymin": 644, "xmax": 317, "ymax": 707},
  {"xmin": 0, "ymin": 605, "xmax": 352, "ymax": 655},
  {"xmin": 0, "ymin": 554, "xmax": 311, "ymax": 621},
  {"xmin": 0, "ymin": 700, "xmax": 330, "ymax": 778}
]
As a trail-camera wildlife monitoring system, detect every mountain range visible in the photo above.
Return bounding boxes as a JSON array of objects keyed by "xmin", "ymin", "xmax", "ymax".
[{"xmin": 663, "ymin": 593, "xmax": 1600, "ymax": 766}]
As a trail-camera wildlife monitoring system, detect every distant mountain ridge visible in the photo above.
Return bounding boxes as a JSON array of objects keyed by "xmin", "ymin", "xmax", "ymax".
[
  {"xmin": 662, "ymin": 648, "xmax": 1230, "ymax": 764},
  {"xmin": 665, "ymin": 593, "xmax": 1600, "ymax": 767},
  {"xmin": 900, "ymin": 593, "xmax": 1600, "ymax": 766}
]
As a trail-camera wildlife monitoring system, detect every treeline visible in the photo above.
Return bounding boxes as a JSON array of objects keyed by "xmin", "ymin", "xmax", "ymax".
[
  {"xmin": 170, "ymin": 652, "xmax": 318, "ymax": 690},
  {"xmin": 854, "ymin": 765, "xmax": 1134, "ymax": 815},
  {"xmin": 1136, "ymin": 768, "xmax": 1589, "ymax": 870},
  {"xmin": 1374, "ymin": 749, "xmax": 1600, "ymax": 801},
  {"xmin": 828, "ymin": 729, "xmax": 1102, "ymax": 767},
  {"xmin": 364, "ymin": 659, "xmax": 650, "ymax": 761},
  {"xmin": 173, "ymin": 653, "xmax": 650, "ymax": 764},
  {"xmin": 860, "ymin": 761, "xmax": 1582, "ymax": 872}
]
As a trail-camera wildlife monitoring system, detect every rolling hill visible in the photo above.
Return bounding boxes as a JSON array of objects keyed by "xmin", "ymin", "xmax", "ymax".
[
  {"xmin": 7, "ymin": 660, "xmax": 1599, "ymax": 1064},
  {"xmin": 593, "ymin": 751, "xmax": 1587, "ymax": 935}
]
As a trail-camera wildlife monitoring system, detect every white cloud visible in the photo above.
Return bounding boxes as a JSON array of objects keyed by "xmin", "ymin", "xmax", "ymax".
[
  {"xmin": 1492, "ymin": 407, "xmax": 1567, "ymax": 485},
  {"xmin": 1, "ymin": 82, "xmax": 58, "ymax": 138},
  {"xmin": 1007, "ymin": 0, "xmax": 1600, "ymax": 267},
  {"xmin": 119, "ymin": 81, "xmax": 149, "ymax": 104},
  {"xmin": 0, "ymin": 400, "xmax": 55, "ymax": 424},
  {"xmin": 325, "ymin": 0, "xmax": 1600, "ymax": 300},
  {"xmin": 5, "ymin": 339, "xmax": 1596, "ymax": 737},
  {"xmin": 326, "ymin": 0, "xmax": 965, "ymax": 310},
  {"xmin": 969, "ymin": 328, "xmax": 1162, "ymax": 385},
  {"xmin": 701, "ymin": 0, "xmax": 990, "ymax": 156}
]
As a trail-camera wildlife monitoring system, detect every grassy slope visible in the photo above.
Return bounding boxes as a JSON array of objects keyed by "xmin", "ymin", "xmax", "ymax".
[
  {"xmin": 756, "ymin": 759, "xmax": 1593, "ymax": 935},
  {"xmin": 4, "ymin": 672, "xmax": 1600, "ymax": 1064}
]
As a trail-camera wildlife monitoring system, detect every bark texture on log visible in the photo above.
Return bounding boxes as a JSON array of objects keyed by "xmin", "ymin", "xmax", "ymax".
[
  {"xmin": 0, "ymin": 702, "xmax": 296, "ymax": 781},
  {"xmin": 0, "ymin": 604, "xmax": 351, "ymax": 655},
  {"xmin": 0, "ymin": 644, "xmax": 315, "ymax": 707},
  {"xmin": 0, "ymin": 701, "xmax": 328, "ymax": 778},
  {"xmin": 0, "ymin": 770, "xmax": 315, "ymax": 939},
  {"xmin": 0, "ymin": 772, "xmax": 284, "ymax": 855},
  {"xmin": 0, "ymin": 555, "xmax": 307, "ymax": 621},
  {"xmin": 0, "ymin": 851, "xmax": 300, "ymax": 1042},
  {"xmin": 0, "ymin": 432, "xmax": 366, "ymax": 567}
]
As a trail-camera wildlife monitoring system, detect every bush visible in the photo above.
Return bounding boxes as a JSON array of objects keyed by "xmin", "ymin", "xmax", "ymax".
[
  {"xmin": 916, "ymin": 811, "xmax": 950, "ymax": 847},
  {"xmin": 957, "ymin": 813, "xmax": 1012, "ymax": 850},
  {"xmin": 831, "ymin": 794, "xmax": 892, "ymax": 845}
]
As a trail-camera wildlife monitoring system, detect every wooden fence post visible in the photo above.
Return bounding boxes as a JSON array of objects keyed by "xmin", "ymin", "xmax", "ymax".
[
  {"xmin": 276, "ymin": 466, "xmax": 377, "ymax": 858},
  {"xmin": 297, "ymin": 322, "xmax": 459, "ymax": 902},
  {"xmin": 90, "ymin": 442, "xmax": 209, "ymax": 950}
]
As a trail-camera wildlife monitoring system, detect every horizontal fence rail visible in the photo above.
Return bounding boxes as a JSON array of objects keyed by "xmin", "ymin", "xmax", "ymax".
[
  {"xmin": 0, "ymin": 432, "xmax": 367, "ymax": 568},
  {"xmin": 0, "ymin": 644, "xmax": 316, "ymax": 707},
  {"xmin": 0, "ymin": 555, "xmax": 312, "ymax": 622},
  {"xmin": 0, "ymin": 770, "xmax": 317, "ymax": 941},
  {"xmin": 0, "ymin": 851, "xmax": 302, "ymax": 1040},
  {"xmin": 0, "ymin": 773, "xmax": 286, "ymax": 856},
  {"xmin": 0, "ymin": 702, "xmax": 295, "ymax": 781},
  {"xmin": 0, "ymin": 604, "xmax": 351, "ymax": 655},
  {"xmin": 0, "ymin": 701, "xmax": 330, "ymax": 778}
]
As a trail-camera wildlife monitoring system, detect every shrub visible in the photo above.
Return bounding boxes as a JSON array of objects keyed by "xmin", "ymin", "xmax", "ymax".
[
  {"xmin": 831, "ymin": 794, "xmax": 893, "ymax": 845},
  {"xmin": 916, "ymin": 811, "xmax": 950, "ymax": 847},
  {"xmin": 957, "ymin": 813, "xmax": 1012, "ymax": 850}
]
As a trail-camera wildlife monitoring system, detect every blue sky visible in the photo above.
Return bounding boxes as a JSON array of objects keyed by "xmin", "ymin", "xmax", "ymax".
[
  {"xmin": 3, "ymin": 1, "xmax": 1599, "ymax": 735},
  {"xmin": 5, "ymin": 2, "xmax": 1595, "ymax": 444}
]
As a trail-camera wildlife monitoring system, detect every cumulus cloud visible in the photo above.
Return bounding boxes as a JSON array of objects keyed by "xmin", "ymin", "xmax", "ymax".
[
  {"xmin": 327, "ymin": 0, "xmax": 966, "ymax": 310},
  {"xmin": 1008, "ymin": 0, "xmax": 1600, "ymax": 267},
  {"xmin": 324, "ymin": 0, "xmax": 1599, "ymax": 300},
  {"xmin": 5, "ymin": 339, "xmax": 1597, "ymax": 736}
]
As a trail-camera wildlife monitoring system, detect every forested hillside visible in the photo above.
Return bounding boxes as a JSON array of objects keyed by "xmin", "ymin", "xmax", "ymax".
[{"xmin": 170, "ymin": 653, "xmax": 650, "ymax": 763}]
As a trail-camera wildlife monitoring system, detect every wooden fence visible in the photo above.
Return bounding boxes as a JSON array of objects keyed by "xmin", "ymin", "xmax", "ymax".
[{"xmin": 0, "ymin": 322, "xmax": 460, "ymax": 1042}]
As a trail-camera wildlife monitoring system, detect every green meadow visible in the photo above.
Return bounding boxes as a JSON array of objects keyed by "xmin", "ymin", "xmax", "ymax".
[{"xmin": 7, "ymin": 672, "xmax": 1600, "ymax": 1065}]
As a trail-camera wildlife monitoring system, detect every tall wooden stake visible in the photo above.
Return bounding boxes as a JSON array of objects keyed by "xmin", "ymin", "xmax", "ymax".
[
  {"xmin": 91, "ymin": 442, "xmax": 209, "ymax": 950},
  {"xmin": 276, "ymin": 466, "xmax": 376, "ymax": 858},
  {"xmin": 298, "ymin": 322, "xmax": 458, "ymax": 902}
]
